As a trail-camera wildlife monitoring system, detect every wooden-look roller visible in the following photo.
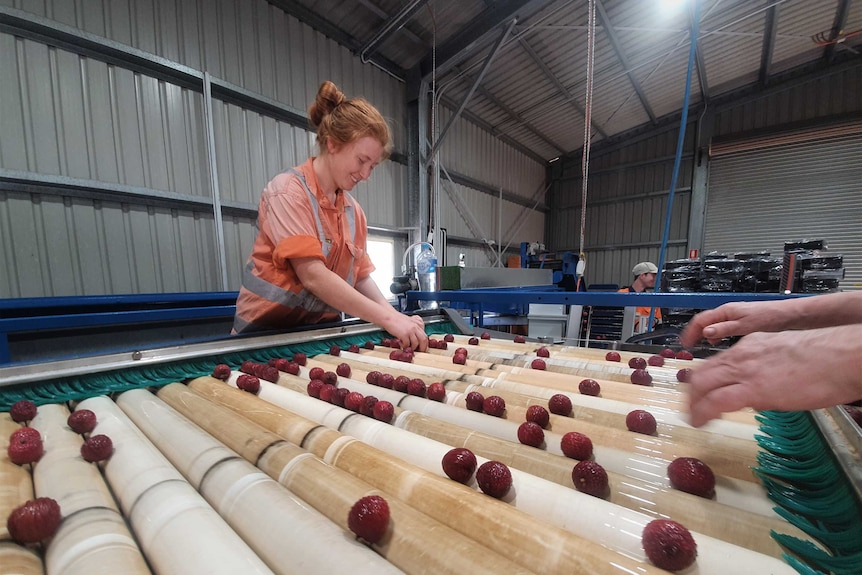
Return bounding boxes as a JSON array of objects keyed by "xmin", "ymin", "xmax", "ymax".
[
  {"xmin": 176, "ymin": 378, "xmax": 670, "ymax": 575},
  {"xmin": 186, "ymin": 376, "xmax": 798, "ymax": 575},
  {"xmin": 0, "ymin": 541, "xmax": 43, "ymax": 575},
  {"xmin": 1, "ymin": 414, "xmax": 33, "ymax": 542},
  {"xmin": 114, "ymin": 388, "xmax": 406, "ymax": 575},
  {"xmin": 75, "ymin": 396, "xmax": 276, "ymax": 575},
  {"xmin": 28, "ymin": 403, "xmax": 152, "ymax": 575},
  {"xmin": 156, "ymin": 382, "xmax": 538, "ymax": 575}
]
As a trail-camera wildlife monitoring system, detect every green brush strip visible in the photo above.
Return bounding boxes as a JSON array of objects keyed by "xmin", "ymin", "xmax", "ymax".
[
  {"xmin": 0, "ymin": 323, "xmax": 459, "ymax": 411},
  {"xmin": 758, "ymin": 410, "xmax": 862, "ymax": 575}
]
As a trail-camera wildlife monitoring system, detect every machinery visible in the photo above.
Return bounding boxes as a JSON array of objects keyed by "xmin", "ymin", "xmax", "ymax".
[
  {"xmin": 520, "ymin": 242, "xmax": 582, "ymax": 291},
  {"xmin": 1, "ymin": 312, "xmax": 859, "ymax": 575}
]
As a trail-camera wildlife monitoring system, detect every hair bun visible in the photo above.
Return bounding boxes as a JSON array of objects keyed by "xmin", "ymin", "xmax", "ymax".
[{"xmin": 309, "ymin": 81, "xmax": 346, "ymax": 128}]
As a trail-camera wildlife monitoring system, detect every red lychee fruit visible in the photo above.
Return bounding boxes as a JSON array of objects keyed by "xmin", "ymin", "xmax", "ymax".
[
  {"xmin": 6, "ymin": 497, "xmax": 62, "ymax": 544},
  {"xmin": 308, "ymin": 367, "xmax": 325, "ymax": 381},
  {"xmin": 332, "ymin": 388, "xmax": 350, "ymax": 408},
  {"xmin": 561, "ymin": 431, "xmax": 593, "ymax": 460},
  {"xmin": 393, "ymin": 375, "xmax": 410, "ymax": 393},
  {"xmin": 452, "ymin": 353, "xmax": 467, "ymax": 365},
  {"xmin": 660, "ymin": 348, "xmax": 677, "ymax": 358},
  {"xmin": 329, "ymin": 345, "xmax": 341, "ymax": 356},
  {"xmin": 258, "ymin": 365, "xmax": 280, "ymax": 383},
  {"xmin": 548, "ymin": 393, "xmax": 572, "ymax": 416},
  {"xmin": 428, "ymin": 338, "xmax": 439, "ymax": 349},
  {"xmin": 647, "ymin": 355, "xmax": 665, "ymax": 367},
  {"xmin": 572, "ymin": 460, "xmax": 608, "ymax": 498},
  {"xmin": 307, "ymin": 379, "xmax": 325, "ymax": 399},
  {"xmin": 322, "ymin": 371, "xmax": 338, "ymax": 386},
  {"xmin": 292, "ymin": 352, "xmax": 307, "ymax": 366},
  {"xmin": 676, "ymin": 350, "xmax": 694, "ymax": 361},
  {"xmin": 578, "ymin": 378, "xmax": 601, "ymax": 396},
  {"xmin": 407, "ymin": 379, "xmax": 427, "ymax": 397},
  {"xmin": 481, "ymin": 332, "xmax": 491, "ymax": 340},
  {"xmin": 381, "ymin": 338, "xmax": 392, "ymax": 348},
  {"xmin": 482, "ymin": 395, "xmax": 506, "ymax": 417},
  {"xmin": 348, "ymin": 344, "xmax": 360, "ymax": 353},
  {"xmin": 67, "ymin": 409, "xmax": 98, "ymax": 434},
  {"xmin": 273, "ymin": 358, "xmax": 290, "ymax": 372},
  {"xmin": 236, "ymin": 374, "xmax": 261, "ymax": 394},
  {"xmin": 344, "ymin": 391, "xmax": 365, "ymax": 412},
  {"xmin": 531, "ymin": 358, "xmax": 546, "ymax": 370},
  {"xmin": 81, "ymin": 434, "xmax": 113, "ymax": 463},
  {"xmin": 427, "ymin": 382, "xmax": 446, "ymax": 402},
  {"xmin": 360, "ymin": 396, "xmax": 379, "ymax": 417},
  {"xmin": 517, "ymin": 421, "xmax": 545, "ymax": 448},
  {"xmin": 378, "ymin": 374, "xmax": 395, "ymax": 389},
  {"xmin": 373, "ymin": 401, "xmax": 394, "ymax": 423},
  {"xmin": 605, "ymin": 351, "xmax": 621, "ymax": 362},
  {"xmin": 366, "ymin": 371, "xmax": 382, "ymax": 385},
  {"xmin": 642, "ymin": 519, "xmax": 698, "ymax": 571},
  {"xmin": 284, "ymin": 362, "xmax": 300, "ymax": 376},
  {"xmin": 348, "ymin": 495, "xmax": 390, "ymax": 544},
  {"xmin": 630, "ymin": 369, "xmax": 653, "ymax": 386},
  {"xmin": 211, "ymin": 364, "xmax": 231, "ymax": 381},
  {"xmin": 536, "ymin": 347, "xmax": 550, "ymax": 358},
  {"xmin": 441, "ymin": 447, "xmax": 477, "ymax": 484},
  {"xmin": 628, "ymin": 357, "xmax": 647, "ymax": 369},
  {"xmin": 443, "ymin": 334, "xmax": 455, "ymax": 342},
  {"xmin": 468, "ymin": 337, "xmax": 479, "ymax": 345},
  {"xmin": 363, "ymin": 341, "xmax": 375, "ymax": 350},
  {"xmin": 513, "ymin": 335, "xmax": 526, "ymax": 343},
  {"xmin": 465, "ymin": 391, "xmax": 484, "ymax": 412},
  {"xmin": 667, "ymin": 457, "xmax": 716, "ymax": 498},
  {"xmin": 10, "ymin": 400, "xmax": 37, "ymax": 423},
  {"xmin": 336, "ymin": 363, "xmax": 351, "ymax": 377},
  {"xmin": 454, "ymin": 347, "xmax": 468, "ymax": 357},
  {"xmin": 390, "ymin": 339, "xmax": 403, "ymax": 349},
  {"xmin": 7, "ymin": 427, "xmax": 44, "ymax": 465},
  {"xmin": 525, "ymin": 405, "xmax": 550, "ymax": 428},
  {"xmin": 476, "ymin": 461, "xmax": 512, "ymax": 498},
  {"xmin": 240, "ymin": 360, "xmax": 256, "ymax": 374},
  {"xmin": 676, "ymin": 368, "xmax": 693, "ymax": 383},
  {"xmin": 389, "ymin": 350, "xmax": 402, "ymax": 362},
  {"xmin": 318, "ymin": 384, "xmax": 337, "ymax": 403},
  {"xmin": 626, "ymin": 410, "xmax": 657, "ymax": 435}
]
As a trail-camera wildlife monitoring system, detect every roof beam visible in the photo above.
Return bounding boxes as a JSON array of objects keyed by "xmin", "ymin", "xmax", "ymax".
[
  {"xmin": 416, "ymin": 0, "xmax": 549, "ymax": 81},
  {"xmin": 758, "ymin": 3, "xmax": 780, "ymax": 85},
  {"xmin": 823, "ymin": 0, "xmax": 853, "ymax": 62},
  {"xmin": 517, "ymin": 36, "xmax": 609, "ymax": 140},
  {"xmin": 692, "ymin": 3, "xmax": 710, "ymax": 100},
  {"xmin": 355, "ymin": 0, "xmax": 426, "ymax": 46},
  {"xmin": 594, "ymin": 0, "xmax": 656, "ymax": 123},
  {"xmin": 359, "ymin": 0, "xmax": 430, "ymax": 63},
  {"xmin": 265, "ymin": 0, "xmax": 405, "ymax": 79}
]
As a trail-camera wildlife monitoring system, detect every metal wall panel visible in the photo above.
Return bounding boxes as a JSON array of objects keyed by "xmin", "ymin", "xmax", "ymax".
[
  {"xmin": 0, "ymin": 0, "xmax": 409, "ymax": 298},
  {"xmin": 705, "ymin": 133, "xmax": 862, "ymax": 291},
  {"xmin": 714, "ymin": 66, "xmax": 862, "ymax": 136}
]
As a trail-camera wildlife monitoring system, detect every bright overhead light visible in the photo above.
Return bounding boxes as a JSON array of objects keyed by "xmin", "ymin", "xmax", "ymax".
[{"xmin": 659, "ymin": 0, "xmax": 688, "ymax": 12}]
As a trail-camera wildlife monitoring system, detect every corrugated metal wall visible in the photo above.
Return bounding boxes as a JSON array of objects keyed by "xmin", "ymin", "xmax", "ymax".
[
  {"xmin": 434, "ymin": 105, "xmax": 547, "ymax": 266},
  {"xmin": 0, "ymin": 0, "xmax": 407, "ymax": 298},
  {"xmin": 547, "ymin": 125, "xmax": 695, "ymax": 288}
]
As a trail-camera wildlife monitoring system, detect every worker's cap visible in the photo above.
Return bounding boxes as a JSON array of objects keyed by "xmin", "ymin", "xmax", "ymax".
[{"xmin": 632, "ymin": 262, "xmax": 658, "ymax": 275}]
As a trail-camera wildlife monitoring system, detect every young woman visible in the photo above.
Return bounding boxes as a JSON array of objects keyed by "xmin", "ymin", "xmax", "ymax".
[{"xmin": 233, "ymin": 81, "xmax": 428, "ymax": 351}]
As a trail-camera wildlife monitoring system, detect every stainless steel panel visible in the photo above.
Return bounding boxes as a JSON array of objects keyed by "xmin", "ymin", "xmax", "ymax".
[{"xmin": 444, "ymin": 266, "xmax": 553, "ymax": 289}]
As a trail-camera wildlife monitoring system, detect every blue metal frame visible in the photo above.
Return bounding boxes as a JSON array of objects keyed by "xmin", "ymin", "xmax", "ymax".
[
  {"xmin": 405, "ymin": 288, "xmax": 810, "ymax": 327},
  {"xmin": 0, "ymin": 292, "xmax": 238, "ymax": 365}
]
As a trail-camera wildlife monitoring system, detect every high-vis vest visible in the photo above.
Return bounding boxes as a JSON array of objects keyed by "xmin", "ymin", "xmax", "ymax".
[{"xmin": 233, "ymin": 167, "xmax": 362, "ymax": 333}]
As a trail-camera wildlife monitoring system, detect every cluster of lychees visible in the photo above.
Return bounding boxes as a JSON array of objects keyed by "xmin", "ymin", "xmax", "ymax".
[
  {"xmin": 5, "ymin": 400, "xmax": 114, "ymax": 547},
  {"xmin": 364, "ymin": 370, "xmax": 447, "ymax": 402},
  {"xmin": 441, "ymin": 446, "xmax": 513, "ymax": 499},
  {"xmin": 463, "ymin": 390, "xmax": 507, "ymax": 417},
  {"xmin": 304, "ymin": 367, "xmax": 396, "ymax": 423}
]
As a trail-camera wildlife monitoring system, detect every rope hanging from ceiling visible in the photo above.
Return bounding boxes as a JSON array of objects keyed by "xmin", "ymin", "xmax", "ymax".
[{"xmin": 578, "ymin": 0, "xmax": 597, "ymax": 286}]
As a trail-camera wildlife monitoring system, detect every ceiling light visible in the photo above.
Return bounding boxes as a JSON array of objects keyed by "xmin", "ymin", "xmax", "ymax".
[{"xmin": 659, "ymin": 0, "xmax": 689, "ymax": 12}]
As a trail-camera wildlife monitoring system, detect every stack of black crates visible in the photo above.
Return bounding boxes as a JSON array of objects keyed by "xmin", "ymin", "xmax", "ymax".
[{"xmin": 661, "ymin": 239, "xmax": 844, "ymax": 328}]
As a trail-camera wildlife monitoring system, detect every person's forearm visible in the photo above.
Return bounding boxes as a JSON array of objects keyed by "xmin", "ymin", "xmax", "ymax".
[
  {"xmin": 355, "ymin": 275, "xmax": 391, "ymax": 308},
  {"xmin": 789, "ymin": 291, "xmax": 862, "ymax": 330},
  {"xmin": 299, "ymin": 264, "xmax": 398, "ymax": 327}
]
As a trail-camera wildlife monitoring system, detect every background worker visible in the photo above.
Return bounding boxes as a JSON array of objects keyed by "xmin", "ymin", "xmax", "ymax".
[{"xmin": 619, "ymin": 261, "xmax": 662, "ymax": 331}]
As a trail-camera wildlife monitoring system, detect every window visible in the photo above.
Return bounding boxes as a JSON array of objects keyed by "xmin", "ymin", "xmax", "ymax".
[{"xmin": 366, "ymin": 237, "xmax": 396, "ymax": 300}]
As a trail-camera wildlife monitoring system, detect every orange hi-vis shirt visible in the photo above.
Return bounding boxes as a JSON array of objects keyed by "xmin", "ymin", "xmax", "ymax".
[
  {"xmin": 233, "ymin": 158, "xmax": 375, "ymax": 333},
  {"xmin": 617, "ymin": 286, "xmax": 663, "ymax": 330}
]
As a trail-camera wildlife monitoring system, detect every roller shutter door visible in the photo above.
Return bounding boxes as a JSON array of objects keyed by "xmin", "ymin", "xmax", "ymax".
[{"xmin": 705, "ymin": 132, "xmax": 862, "ymax": 291}]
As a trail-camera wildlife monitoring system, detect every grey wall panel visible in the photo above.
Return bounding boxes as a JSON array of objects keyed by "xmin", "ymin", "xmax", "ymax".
[{"xmin": 714, "ymin": 67, "xmax": 862, "ymax": 137}]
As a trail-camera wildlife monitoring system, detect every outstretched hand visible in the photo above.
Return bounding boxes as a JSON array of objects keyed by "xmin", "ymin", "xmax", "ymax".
[
  {"xmin": 384, "ymin": 313, "xmax": 428, "ymax": 352},
  {"xmin": 687, "ymin": 324, "xmax": 862, "ymax": 427},
  {"xmin": 680, "ymin": 300, "xmax": 791, "ymax": 347}
]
